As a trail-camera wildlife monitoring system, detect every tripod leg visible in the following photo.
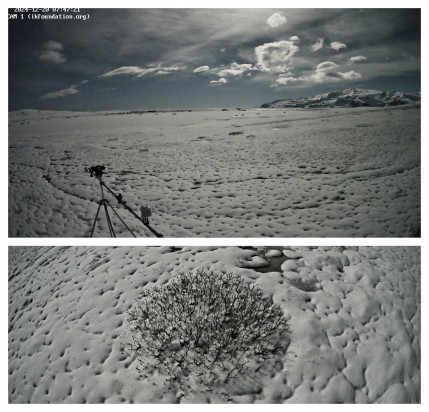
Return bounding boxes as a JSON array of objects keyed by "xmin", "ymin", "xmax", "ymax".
[
  {"xmin": 103, "ymin": 201, "xmax": 116, "ymax": 237},
  {"xmin": 90, "ymin": 202, "xmax": 103, "ymax": 237},
  {"xmin": 106, "ymin": 201, "xmax": 137, "ymax": 238}
]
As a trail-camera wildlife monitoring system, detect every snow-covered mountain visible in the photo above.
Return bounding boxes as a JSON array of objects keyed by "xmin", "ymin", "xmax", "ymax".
[{"xmin": 261, "ymin": 89, "xmax": 421, "ymax": 108}]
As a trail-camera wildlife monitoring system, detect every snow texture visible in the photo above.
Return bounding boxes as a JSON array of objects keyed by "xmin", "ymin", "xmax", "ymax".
[
  {"xmin": 8, "ymin": 106, "xmax": 420, "ymax": 237},
  {"xmin": 8, "ymin": 246, "xmax": 420, "ymax": 403}
]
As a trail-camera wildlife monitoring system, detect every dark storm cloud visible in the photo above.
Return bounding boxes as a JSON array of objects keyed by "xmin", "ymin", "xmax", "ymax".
[{"xmin": 8, "ymin": 8, "xmax": 420, "ymax": 111}]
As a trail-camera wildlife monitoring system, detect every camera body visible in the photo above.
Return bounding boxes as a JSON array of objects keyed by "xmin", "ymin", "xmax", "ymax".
[{"xmin": 85, "ymin": 165, "xmax": 105, "ymax": 178}]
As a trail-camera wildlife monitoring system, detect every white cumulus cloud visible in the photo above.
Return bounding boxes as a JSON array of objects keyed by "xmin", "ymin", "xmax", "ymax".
[
  {"xmin": 274, "ymin": 60, "xmax": 361, "ymax": 87},
  {"xmin": 315, "ymin": 61, "xmax": 338, "ymax": 72},
  {"xmin": 275, "ymin": 75, "xmax": 299, "ymax": 85},
  {"xmin": 329, "ymin": 41, "xmax": 347, "ymax": 51},
  {"xmin": 40, "ymin": 87, "xmax": 78, "ymax": 100},
  {"xmin": 193, "ymin": 65, "xmax": 210, "ymax": 73},
  {"xmin": 349, "ymin": 55, "xmax": 367, "ymax": 64},
  {"xmin": 338, "ymin": 70, "xmax": 362, "ymax": 80},
  {"xmin": 311, "ymin": 38, "xmax": 324, "ymax": 52},
  {"xmin": 310, "ymin": 61, "xmax": 340, "ymax": 82},
  {"xmin": 255, "ymin": 40, "xmax": 299, "ymax": 73},
  {"xmin": 267, "ymin": 12, "xmax": 287, "ymax": 28},
  {"xmin": 217, "ymin": 62, "xmax": 256, "ymax": 77},
  {"xmin": 210, "ymin": 78, "xmax": 228, "ymax": 85},
  {"xmin": 37, "ymin": 40, "xmax": 66, "ymax": 64},
  {"xmin": 311, "ymin": 62, "xmax": 362, "ymax": 83}
]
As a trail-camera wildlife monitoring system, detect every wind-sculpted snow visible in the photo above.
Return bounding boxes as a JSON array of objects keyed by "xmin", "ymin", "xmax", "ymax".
[
  {"xmin": 9, "ymin": 106, "xmax": 420, "ymax": 237},
  {"xmin": 8, "ymin": 246, "xmax": 420, "ymax": 403}
]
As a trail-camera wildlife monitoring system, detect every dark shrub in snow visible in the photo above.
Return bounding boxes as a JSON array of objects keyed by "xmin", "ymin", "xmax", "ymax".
[{"xmin": 126, "ymin": 269, "xmax": 290, "ymax": 388}]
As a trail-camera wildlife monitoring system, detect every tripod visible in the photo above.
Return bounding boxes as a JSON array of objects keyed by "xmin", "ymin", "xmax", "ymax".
[
  {"xmin": 90, "ymin": 180, "xmax": 137, "ymax": 237},
  {"xmin": 87, "ymin": 166, "xmax": 163, "ymax": 238}
]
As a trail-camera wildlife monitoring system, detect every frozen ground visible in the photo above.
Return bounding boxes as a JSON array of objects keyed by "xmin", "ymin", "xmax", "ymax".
[
  {"xmin": 9, "ymin": 246, "xmax": 420, "ymax": 403},
  {"xmin": 9, "ymin": 106, "xmax": 420, "ymax": 237}
]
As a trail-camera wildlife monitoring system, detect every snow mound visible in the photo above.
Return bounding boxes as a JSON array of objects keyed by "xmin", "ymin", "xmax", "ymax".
[
  {"xmin": 261, "ymin": 89, "xmax": 421, "ymax": 108},
  {"xmin": 9, "ymin": 246, "xmax": 420, "ymax": 403}
]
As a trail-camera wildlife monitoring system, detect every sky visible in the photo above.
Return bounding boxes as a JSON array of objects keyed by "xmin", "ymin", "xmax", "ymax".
[{"xmin": 8, "ymin": 8, "xmax": 421, "ymax": 111}]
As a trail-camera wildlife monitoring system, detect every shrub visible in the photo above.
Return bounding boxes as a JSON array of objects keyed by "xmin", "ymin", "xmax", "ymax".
[{"xmin": 125, "ymin": 269, "xmax": 290, "ymax": 389}]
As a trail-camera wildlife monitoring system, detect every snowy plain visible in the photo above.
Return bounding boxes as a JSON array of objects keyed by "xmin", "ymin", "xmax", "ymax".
[
  {"xmin": 8, "ymin": 246, "xmax": 420, "ymax": 403},
  {"xmin": 8, "ymin": 105, "xmax": 420, "ymax": 237}
]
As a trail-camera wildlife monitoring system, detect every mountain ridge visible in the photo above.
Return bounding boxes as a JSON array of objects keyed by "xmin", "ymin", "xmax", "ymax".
[{"xmin": 261, "ymin": 88, "xmax": 421, "ymax": 108}]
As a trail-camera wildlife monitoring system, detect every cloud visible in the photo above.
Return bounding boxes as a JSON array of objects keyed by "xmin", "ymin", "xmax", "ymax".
[
  {"xmin": 349, "ymin": 55, "xmax": 367, "ymax": 64},
  {"xmin": 266, "ymin": 12, "xmax": 287, "ymax": 28},
  {"xmin": 310, "ymin": 61, "xmax": 340, "ymax": 82},
  {"xmin": 155, "ymin": 66, "xmax": 186, "ymax": 75},
  {"xmin": 329, "ymin": 41, "xmax": 347, "ymax": 51},
  {"xmin": 255, "ymin": 40, "xmax": 299, "ymax": 73},
  {"xmin": 275, "ymin": 75, "xmax": 299, "ymax": 85},
  {"xmin": 40, "ymin": 87, "xmax": 78, "ymax": 100},
  {"xmin": 311, "ymin": 38, "xmax": 348, "ymax": 54},
  {"xmin": 100, "ymin": 65, "xmax": 185, "ymax": 78},
  {"xmin": 273, "ymin": 61, "xmax": 363, "ymax": 87},
  {"xmin": 159, "ymin": 65, "xmax": 186, "ymax": 73},
  {"xmin": 37, "ymin": 40, "xmax": 66, "ymax": 64},
  {"xmin": 315, "ymin": 61, "xmax": 338, "ymax": 71},
  {"xmin": 193, "ymin": 65, "xmax": 210, "ymax": 73},
  {"xmin": 210, "ymin": 78, "xmax": 228, "ymax": 85},
  {"xmin": 311, "ymin": 38, "xmax": 324, "ymax": 52},
  {"xmin": 217, "ymin": 62, "xmax": 256, "ymax": 77},
  {"xmin": 100, "ymin": 66, "xmax": 153, "ymax": 77},
  {"xmin": 338, "ymin": 70, "xmax": 362, "ymax": 80},
  {"xmin": 290, "ymin": 36, "xmax": 300, "ymax": 42},
  {"xmin": 45, "ymin": 40, "xmax": 63, "ymax": 50}
]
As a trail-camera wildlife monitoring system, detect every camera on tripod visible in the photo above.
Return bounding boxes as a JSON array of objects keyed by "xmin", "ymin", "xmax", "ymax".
[
  {"xmin": 85, "ymin": 165, "xmax": 105, "ymax": 178},
  {"xmin": 84, "ymin": 164, "xmax": 163, "ymax": 237}
]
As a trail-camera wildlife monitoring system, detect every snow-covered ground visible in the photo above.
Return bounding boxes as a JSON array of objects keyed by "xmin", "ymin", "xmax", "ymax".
[
  {"xmin": 8, "ymin": 246, "xmax": 420, "ymax": 403},
  {"xmin": 9, "ymin": 106, "xmax": 420, "ymax": 237}
]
